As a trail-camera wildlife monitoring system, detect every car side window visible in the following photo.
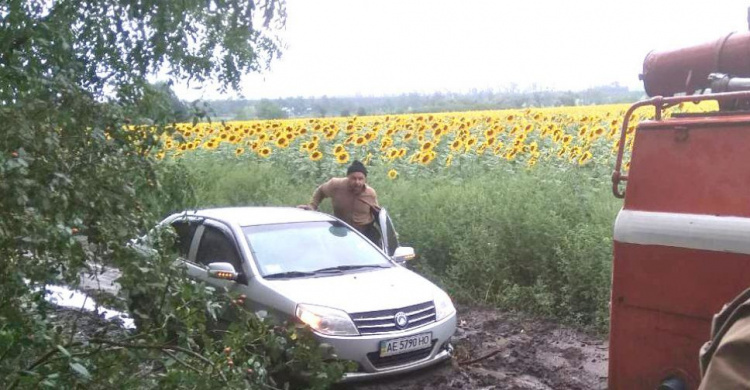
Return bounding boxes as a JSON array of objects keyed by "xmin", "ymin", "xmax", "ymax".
[
  {"xmin": 195, "ymin": 225, "xmax": 242, "ymax": 272},
  {"xmin": 171, "ymin": 220, "xmax": 199, "ymax": 259}
]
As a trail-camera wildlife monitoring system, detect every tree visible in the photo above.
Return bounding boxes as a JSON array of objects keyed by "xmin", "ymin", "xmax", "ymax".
[
  {"xmin": 0, "ymin": 1, "xmax": 349, "ymax": 388},
  {"xmin": 255, "ymin": 99, "xmax": 289, "ymax": 119},
  {"xmin": 130, "ymin": 82, "xmax": 192, "ymax": 124}
]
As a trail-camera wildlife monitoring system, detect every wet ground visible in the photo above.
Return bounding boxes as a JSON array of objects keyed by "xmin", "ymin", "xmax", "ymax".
[
  {"xmin": 346, "ymin": 306, "xmax": 608, "ymax": 390},
  {"xmin": 48, "ymin": 267, "xmax": 609, "ymax": 389}
]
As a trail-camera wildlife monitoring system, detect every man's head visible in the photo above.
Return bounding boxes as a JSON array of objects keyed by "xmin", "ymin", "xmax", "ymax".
[{"xmin": 346, "ymin": 160, "xmax": 367, "ymax": 193}]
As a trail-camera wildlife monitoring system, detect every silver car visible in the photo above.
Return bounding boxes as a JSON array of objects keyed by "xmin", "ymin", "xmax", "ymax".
[{"xmin": 154, "ymin": 206, "xmax": 456, "ymax": 381}]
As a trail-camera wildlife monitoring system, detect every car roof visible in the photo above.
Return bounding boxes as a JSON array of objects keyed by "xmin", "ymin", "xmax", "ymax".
[{"xmin": 170, "ymin": 207, "xmax": 336, "ymax": 227}]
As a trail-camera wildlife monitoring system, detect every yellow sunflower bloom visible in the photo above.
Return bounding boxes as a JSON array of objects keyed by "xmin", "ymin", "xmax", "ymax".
[
  {"xmin": 388, "ymin": 169, "xmax": 398, "ymax": 180},
  {"xmin": 578, "ymin": 150, "xmax": 593, "ymax": 165},
  {"xmin": 336, "ymin": 151, "xmax": 350, "ymax": 164}
]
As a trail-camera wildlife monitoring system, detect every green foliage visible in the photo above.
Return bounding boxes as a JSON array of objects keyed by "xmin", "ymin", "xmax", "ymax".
[
  {"xmin": 1, "ymin": 1, "xmax": 350, "ymax": 388},
  {"xmin": 186, "ymin": 159, "xmax": 620, "ymax": 332},
  {"xmin": 128, "ymin": 82, "xmax": 192, "ymax": 124},
  {"xmin": 255, "ymin": 99, "xmax": 290, "ymax": 120}
]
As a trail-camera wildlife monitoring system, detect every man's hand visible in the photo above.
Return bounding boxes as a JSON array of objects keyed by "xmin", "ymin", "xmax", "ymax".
[{"xmin": 297, "ymin": 204, "xmax": 313, "ymax": 211}]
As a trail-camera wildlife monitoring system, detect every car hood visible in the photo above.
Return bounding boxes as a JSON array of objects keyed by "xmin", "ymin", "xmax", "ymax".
[{"xmin": 264, "ymin": 266, "xmax": 438, "ymax": 314}]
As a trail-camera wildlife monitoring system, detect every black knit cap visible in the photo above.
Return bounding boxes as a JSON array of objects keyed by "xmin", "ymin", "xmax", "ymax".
[{"xmin": 346, "ymin": 160, "xmax": 368, "ymax": 176}]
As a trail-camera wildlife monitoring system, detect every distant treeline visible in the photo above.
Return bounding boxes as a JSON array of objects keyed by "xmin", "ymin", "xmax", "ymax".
[{"xmin": 199, "ymin": 83, "xmax": 645, "ymax": 121}]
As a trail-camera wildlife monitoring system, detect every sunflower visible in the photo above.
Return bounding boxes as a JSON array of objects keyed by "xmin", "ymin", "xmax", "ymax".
[
  {"xmin": 421, "ymin": 141, "xmax": 434, "ymax": 151},
  {"xmin": 336, "ymin": 151, "xmax": 350, "ymax": 164},
  {"xmin": 387, "ymin": 148, "xmax": 399, "ymax": 160},
  {"xmin": 465, "ymin": 137, "xmax": 477, "ymax": 148},
  {"xmin": 557, "ymin": 147, "xmax": 568, "ymax": 158},
  {"xmin": 445, "ymin": 154, "xmax": 453, "ymax": 167},
  {"xmin": 310, "ymin": 150, "xmax": 323, "ymax": 161},
  {"xmin": 259, "ymin": 147, "xmax": 272, "ymax": 158},
  {"xmin": 578, "ymin": 150, "xmax": 593, "ymax": 165},
  {"xmin": 355, "ymin": 136, "xmax": 366, "ymax": 146},
  {"xmin": 450, "ymin": 139, "xmax": 463, "ymax": 152},
  {"xmin": 419, "ymin": 151, "xmax": 436, "ymax": 165},
  {"xmin": 398, "ymin": 148, "xmax": 407, "ymax": 158},
  {"xmin": 333, "ymin": 144, "xmax": 345, "ymax": 154},
  {"xmin": 380, "ymin": 137, "xmax": 393, "ymax": 150},
  {"xmin": 388, "ymin": 169, "xmax": 398, "ymax": 180},
  {"xmin": 562, "ymin": 134, "xmax": 573, "ymax": 145},
  {"xmin": 228, "ymin": 134, "xmax": 238, "ymax": 143},
  {"xmin": 275, "ymin": 137, "xmax": 289, "ymax": 148},
  {"xmin": 578, "ymin": 126, "xmax": 588, "ymax": 138},
  {"xmin": 235, "ymin": 147, "xmax": 245, "ymax": 156}
]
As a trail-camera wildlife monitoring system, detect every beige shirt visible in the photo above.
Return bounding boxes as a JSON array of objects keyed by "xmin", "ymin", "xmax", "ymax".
[
  {"xmin": 699, "ymin": 314, "xmax": 750, "ymax": 389},
  {"xmin": 310, "ymin": 177, "xmax": 379, "ymax": 230}
]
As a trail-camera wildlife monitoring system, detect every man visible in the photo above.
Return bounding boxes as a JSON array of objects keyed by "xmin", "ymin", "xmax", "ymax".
[
  {"xmin": 298, "ymin": 160, "xmax": 381, "ymax": 244},
  {"xmin": 698, "ymin": 288, "xmax": 750, "ymax": 389}
]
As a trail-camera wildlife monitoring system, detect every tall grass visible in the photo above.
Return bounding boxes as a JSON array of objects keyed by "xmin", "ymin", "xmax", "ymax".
[{"xmin": 177, "ymin": 157, "xmax": 621, "ymax": 331}]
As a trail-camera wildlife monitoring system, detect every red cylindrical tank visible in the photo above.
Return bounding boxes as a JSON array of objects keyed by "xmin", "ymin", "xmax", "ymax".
[{"xmin": 642, "ymin": 32, "xmax": 750, "ymax": 97}]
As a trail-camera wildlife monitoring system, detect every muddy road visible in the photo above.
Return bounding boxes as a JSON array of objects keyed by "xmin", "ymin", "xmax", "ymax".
[{"xmin": 346, "ymin": 306, "xmax": 608, "ymax": 390}]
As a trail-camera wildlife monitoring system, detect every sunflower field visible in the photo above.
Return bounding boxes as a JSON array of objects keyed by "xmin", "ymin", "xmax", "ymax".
[
  {"xmin": 151, "ymin": 101, "xmax": 715, "ymax": 331},
  {"xmin": 154, "ymin": 101, "xmax": 714, "ymax": 180}
]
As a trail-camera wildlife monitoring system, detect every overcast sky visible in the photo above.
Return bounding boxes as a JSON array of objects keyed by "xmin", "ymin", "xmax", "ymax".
[{"xmin": 170, "ymin": 0, "xmax": 750, "ymax": 101}]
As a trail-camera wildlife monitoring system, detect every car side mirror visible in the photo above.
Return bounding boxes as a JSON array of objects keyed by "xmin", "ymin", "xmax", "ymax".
[
  {"xmin": 392, "ymin": 247, "xmax": 416, "ymax": 264},
  {"xmin": 207, "ymin": 262, "xmax": 239, "ymax": 281}
]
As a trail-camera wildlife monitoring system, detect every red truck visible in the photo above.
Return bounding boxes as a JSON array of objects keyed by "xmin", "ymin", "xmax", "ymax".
[{"xmin": 608, "ymin": 16, "xmax": 750, "ymax": 390}]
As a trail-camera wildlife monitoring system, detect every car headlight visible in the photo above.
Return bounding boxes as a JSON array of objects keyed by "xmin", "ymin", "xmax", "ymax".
[
  {"xmin": 295, "ymin": 304, "xmax": 359, "ymax": 336},
  {"xmin": 434, "ymin": 290, "xmax": 456, "ymax": 321}
]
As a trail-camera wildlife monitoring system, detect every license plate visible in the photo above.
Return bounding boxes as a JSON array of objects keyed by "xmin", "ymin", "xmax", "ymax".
[{"xmin": 379, "ymin": 332, "xmax": 432, "ymax": 357}]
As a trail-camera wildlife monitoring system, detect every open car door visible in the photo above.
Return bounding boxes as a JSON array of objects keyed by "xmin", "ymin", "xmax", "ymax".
[
  {"xmin": 376, "ymin": 208, "xmax": 400, "ymax": 257},
  {"xmin": 372, "ymin": 208, "xmax": 415, "ymax": 263}
]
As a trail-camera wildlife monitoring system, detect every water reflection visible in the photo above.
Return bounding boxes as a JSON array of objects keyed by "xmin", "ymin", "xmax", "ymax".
[{"xmin": 44, "ymin": 284, "xmax": 135, "ymax": 329}]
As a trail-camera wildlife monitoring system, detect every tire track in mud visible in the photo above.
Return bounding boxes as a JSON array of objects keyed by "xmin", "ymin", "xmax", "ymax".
[{"xmin": 345, "ymin": 306, "xmax": 608, "ymax": 390}]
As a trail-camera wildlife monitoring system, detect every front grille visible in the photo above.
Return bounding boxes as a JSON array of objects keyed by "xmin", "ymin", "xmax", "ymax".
[
  {"xmin": 366, "ymin": 340, "xmax": 437, "ymax": 369},
  {"xmin": 350, "ymin": 301, "xmax": 436, "ymax": 335}
]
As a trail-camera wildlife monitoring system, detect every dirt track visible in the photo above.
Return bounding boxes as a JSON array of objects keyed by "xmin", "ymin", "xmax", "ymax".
[{"xmin": 346, "ymin": 306, "xmax": 608, "ymax": 390}]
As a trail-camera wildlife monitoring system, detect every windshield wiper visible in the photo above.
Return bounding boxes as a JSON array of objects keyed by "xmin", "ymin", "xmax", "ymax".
[
  {"xmin": 264, "ymin": 271, "xmax": 317, "ymax": 279},
  {"xmin": 312, "ymin": 264, "xmax": 389, "ymax": 274}
]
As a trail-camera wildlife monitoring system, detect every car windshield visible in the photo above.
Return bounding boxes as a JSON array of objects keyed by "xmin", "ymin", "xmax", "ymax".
[{"xmin": 243, "ymin": 221, "xmax": 392, "ymax": 277}]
